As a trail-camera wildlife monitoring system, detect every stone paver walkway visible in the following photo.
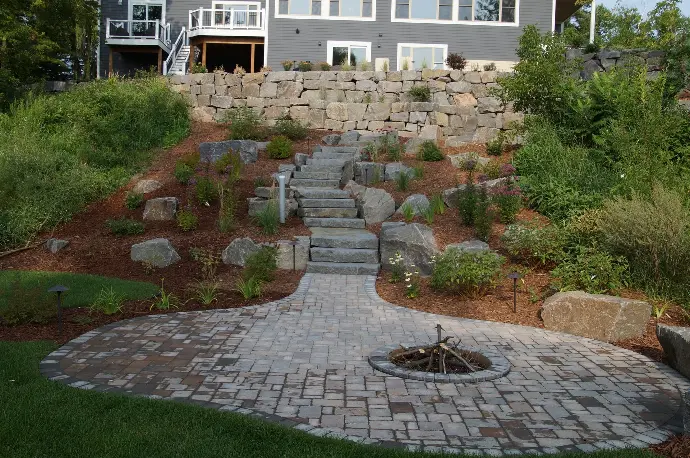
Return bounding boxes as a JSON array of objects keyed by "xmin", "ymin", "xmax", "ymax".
[{"xmin": 41, "ymin": 274, "xmax": 688, "ymax": 456}]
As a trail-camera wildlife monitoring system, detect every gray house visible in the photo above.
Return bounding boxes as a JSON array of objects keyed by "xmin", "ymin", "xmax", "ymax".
[{"xmin": 98, "ymin": 0, "xmax": 580, "ymax": 78}]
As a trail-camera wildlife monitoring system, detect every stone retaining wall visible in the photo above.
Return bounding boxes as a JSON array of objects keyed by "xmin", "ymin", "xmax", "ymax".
[
  {"xmin": 168, "ymin": 70, "xmax": 523, "ymax": 145},
  {"xmin": 568, "ymin": 48, "xmax": 665, "ymax": 79}
]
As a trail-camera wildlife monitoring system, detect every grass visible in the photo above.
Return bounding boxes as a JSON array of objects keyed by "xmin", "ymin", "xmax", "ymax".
[
  {"xmin": 0, "ymin": 271, "xmax": 158, "ymax": 310},
  {"xmin": 0, "ymin": 341, "xmax": 661, "ymax": 458}
]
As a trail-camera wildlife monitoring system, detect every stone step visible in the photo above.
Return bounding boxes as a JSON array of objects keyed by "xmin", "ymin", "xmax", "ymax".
[
  {"xmin": 298, "ymin": 207, "xmax": 359, "ymax": 218},
  {"xmin": 306, "ymin": 159, "xmax": 350, "ymax": 166},
  {"xmin": 290, "ymin": 179, "xmax": 341, "ymax": 188},
  {"xmin": 296, "ymin": 189, "xmax": 352, "ymax": 199},
  {"xmin": 311, "ymin": 247, "xmax": 379, "ymax": 264},
  {"xmin": 310, "ymin": 232, "xmax": 379, "ymax": 249},
  {"xmin": 316, "ymin": 146, "xmax": 361, "ymax": 155},
  {"xmin": 306, "ymin": 261, "xmax": 380, "ymax": 275},
  {"xmin": 312, "ymin": 152, "xmax": 358, "ymax": 160},
  {"xmin": 303, "ymin": 217, "xmax": 366, "ymax": 229},
  {"xmin": 299, "ymin": 165, "xmax": 345, "ymax": 173},
  {"xmin": 299, "ymin": 198, "xmax": 356, "ymax": 208},
  {"xmin": 292, "ymin": 171, "xmax": 342, "ymax": 180}
]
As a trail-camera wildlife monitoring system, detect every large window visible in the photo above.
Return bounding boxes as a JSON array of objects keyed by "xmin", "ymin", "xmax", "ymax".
[
  {"xmin": 277, "ymin": 0, "xmax": 375, "ymax": 19},
  {"xmin": 131, "ymin": 2, "xmax": 164, "ymax": 35},
  {"xmin": 278, "ymin": 0, "xmax": 321, "ymax": 15},
  {"xmin": 330, "ymin": 0, "xmax": 373, "ymax": 17},
  {"xmin": 393, "ymin": 0, "xmax": 517, "ymax": 24},
  {"xmin": 327, "ymin": 41, "xmax": 371, "ymax": 66},
  {"xmin": 398, "ymin": 44, "xmax": 447, "ymax": 70},
  {"xmin": 213, "ymin": 2, "xmax": 260, "ymax": 27}
]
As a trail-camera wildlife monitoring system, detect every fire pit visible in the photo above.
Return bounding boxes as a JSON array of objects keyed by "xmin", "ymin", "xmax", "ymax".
[{"xmin": 368, "ymin": 325, "xmax": 510, "ymax": 383}]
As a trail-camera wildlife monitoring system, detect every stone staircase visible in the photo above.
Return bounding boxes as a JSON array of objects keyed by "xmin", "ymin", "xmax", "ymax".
[{"xmin": 292, "ymin": 146, "xmax": 380, "ymax": 275}]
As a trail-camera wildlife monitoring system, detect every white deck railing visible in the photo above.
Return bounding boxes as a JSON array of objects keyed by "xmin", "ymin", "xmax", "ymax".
[
  {"xmin": 164, "ymin": 27, "xmax": 188, "ymax": 75},
  {"xmin": 106, "ymin": 19, "xmax": 171, "ymax": 47},
  {"xmin": 189, "ymin": 7, "xmax": 265, "ymax": 32}
]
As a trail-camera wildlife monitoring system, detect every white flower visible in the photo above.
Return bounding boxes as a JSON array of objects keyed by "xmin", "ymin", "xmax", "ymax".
[
  {"xmin": 620, "ymin": 174, "xmax": 626, "ymax": 179},
  {"xmin": 591, "ymin": 275, "xmax": 597, "ymax": 280},
  {"xmin": 405, "ymin": 278, "xmax": 411, "ymax": 282},
  {"xmin": 407, "ymin": 284, "xmax": 412, "ymax": 288}
]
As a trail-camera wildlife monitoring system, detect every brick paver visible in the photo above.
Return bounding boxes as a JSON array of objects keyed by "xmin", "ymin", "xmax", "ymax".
[{"xmin": 41, "ymin": 274, "xmax": 688, "ymax": 455}]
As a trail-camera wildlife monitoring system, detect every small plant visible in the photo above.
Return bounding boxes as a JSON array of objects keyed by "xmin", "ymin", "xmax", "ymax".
[
  {"xmin": 125, "ymin": 192, "xmax": 144, "ymax": 210},
  {"xmin": 189, "ymin": 280, "xmax": 220, "ymax": 306},
  {"xmin": 213, "ymin": 65, "xmax": 225, "ymax": 73},
  {"xmin": 297, "ymin": 61, "xmax": 312, "ymax": 72},
  {"xmin": 233, "ymin": 65, "xmax": 246, "ymax": 75},
  {"xmin": 473, "ymin": 185, "xmax": 493, "ymax": 242},
  {"xmin": 217, "ymin": 177, "xmax": 237, "ymax": 233},
  {"xmin": 492, "ymin": 182, "xmax": 522, "ymax": 224},
  {"xmin": 405, "ymin": 268, "xmax": 421, "ymax": 299},
  {"xmin": 260, "ymin": 65, "xmax": 272, "ymax": 72},
  {"xmin": 360, "ymin": 61, "xmax": 371, "ymax": 71},
  {"xmin": 382, "ymin": 60, "xmax": 389, "ymax": 72},
  {"xmin": 235, "ymin": 276, "xmax": 262, "ymax": 299},
  {"xmin": 430, "ymin": 194, "xmax": 445, "ymax": 215},
  {"xmin": 551, "ymin": 247, "xmax": 630, "ymax": 295},
  {"xmin": 500, "ymin": 223, "xmax": 567, "ymax": 265},
  {"xmin": 386, "ymin": 143, "xmax": 403, "ymax": 163},
  {"xmin": 362, "ymin": 142, "xmax": 378, "ymax": 162},
  {"xmin": 481, "ymin": 161, "xmax": 501, "ymax": 180},
  {"xmin": 483, "ymin": 62, "xmax": 497, "ymax": 71},
  {"xmin": 253, "ymin": 200, "xmax": 280, "ymax": 234},
  {"xmin": 150, "ymin": 279, "xmax": 180, "ymax": 311},
  {"xmin": 485, "ymin": 132, "xmax": 505, "ymax": 156},
  {"xmin": 421, "ymin": 204, "xmax": 435, "ymax": 225},
  {"xmin": 176, "ymin": 209, "xmax": 198, "ymax": 232},
  {"xmin": 174, "ymin": 162, "xmax": 194, "ymax": 184},
  {"xmin": 431, "ymin": 249, "xmax": 504, "ymax": 295},
  {"xmin": 499, "ymin": 163, "xmax": 516, "ymax": 178},
  {"xmin": 389, "ymin": 252, "xmax": 405, "ymax": 283},
  {"xmin": 401, "ymin": 59, "xmax": 410, "ymax": 71},
  {"xmin": 445, "ymin": 52, "xmax": 467, "ymax": 70},
  {"xmin": 195, "ymin": 176, "xmax": 217, "ymax": 205},
  {"xmin": 254, "ymin": 176, "xmax": 268, "ymax": 188},
  {"xmin": 224, "ymin": 106, "xmax": 265, "ymax": 141},
  {"xmin": 407, "ymin": 86, "xmax": 431, "ymax": 102},
  {"xmin": 318, "ymin": 61, "xmax": 332, "ymax": 71},
  {"xmin": 341, "ymin": 62, "xmax": 353, "ymax": 71},
  {"xmin": 583, "ymin": 41, "xmax": 600, "ymax": 53},
  {"xmin": 191, "ymin": 62, "xmax": 207, "ymax": 73},
  {"xmin": 266, "ymin": 135, "xmax": 293, "ymax": 159},
  {"xmin": 0, "ymin": 275, "xmax": 56, "ymax": 326},
  {"xmin": 273, "ymin": 115, "xmax": 308, "ymax": 140},
  {"xmin": 370, "ymin": 167, "xmax": 382, "ymax": 184},
  {"xmin": 106, "ymin": 218, "xmax": 145, "ymax": 236},
  {"xmin": 413, "ymin": 165, "xmax": 424, "ymax": 179},
  {"xmin": 363, "ymin": 93, "xmax": 373, "ymax": 104},
  {"xmin": 458, "ymin": 175, "xmax": 478, "ymax": 226},
  {"xmin": 400, "ymin": 203, "xmax": 415, "ymax": 222},
  {"xmin": 213, "ymin": 151, "xmax": 243, "ymax": 176},
  {"xmin": 417, "ymin": 141, "xmax": 444, "ymax": 161},
  {"xmin": 395, "ymin": 170, "xmax": 411, "ymax": 191},
  {"xmin": 652, "ymin": 302, "xmax": 670, "ymax": 319},
  {"xmin": 421, "ymin": 59, "xmax": 429, "ymax": 69},
  {"xmin": 281, "ymin": 60, "xmax": 294, "ymax": 71},
  {"xmin": 90, "ymin": 287, "xmax": 124, "ymax": 315},
  {"xmin": 243, "ymin": 246, "xmax": 278, "ymax": 283},
  {"xmin": 189, "ymin": 247, "xmax": 220, "ymax": 281}
]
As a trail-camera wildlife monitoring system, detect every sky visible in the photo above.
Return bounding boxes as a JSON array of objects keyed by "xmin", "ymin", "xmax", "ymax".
[{"xmin": 598, "ymin": 0, "xmax": 690, "ymax": 17}]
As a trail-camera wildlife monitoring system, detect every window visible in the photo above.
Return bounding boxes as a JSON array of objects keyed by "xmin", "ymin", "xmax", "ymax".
[
  {"xmin": 398, "ymin": 44, "xmax": 447, "ymax": 70},
  {"xmin": 393, "ymin": 0, "xmax": 517, "ymax": 24},
  {"xmin": 327, "ymin": 41, "xmax": 371, "ymax": 66},
  {"xmin": 278, "ymin": 0, "xmax": 321, "ymax": 15},
  {"xmin": 329, "ymin": 0, "xmax": 373, "ymax": 17},
  {"xmin": 458, "ymin": 0, "xmax": 472, "ymax": 21},
  {"xmin": 395, "ymin": 0, "xmax": 450, "ymax": 20},
  {"xmin": 213, "ymin": 2, "xmax": 260, "ymax": 27},
  {"xmin": 131, "ymin": 2, "xmax": 163, "ymax": 36}
]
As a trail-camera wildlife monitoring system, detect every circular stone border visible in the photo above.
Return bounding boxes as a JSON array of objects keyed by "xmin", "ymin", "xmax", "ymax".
[{"xmin": 368, "ymin": 343, "xmax": 511, "ymax": 383}]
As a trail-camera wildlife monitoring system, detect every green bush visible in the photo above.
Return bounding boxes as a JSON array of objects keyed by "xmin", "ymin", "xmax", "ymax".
[
  {"xmin": 0, "ymin": 77, "xmax": 189, "ymax": 250},
  {"xmin": 90, "ymin": 287, "xmax": 124, "ymax": 315},
  {"xmin": 473, "ymin": 185, "xmax": 493, "ymax": 242},
  {"xmin": 195, "ymin": 176, "xmax": 217, "ymax": 205},
  {"xmin": 551, "ymin": 247, "xmax": 629, "ymax": 295},
  {"xmin": 253, "ymin": 200, "xmax": 280, "ymax": 234},
  {"xmin": 485, "ymin": 133, "xmax": 504, "ymax": 156},
  {"xmin": 492, "ymin": 182, "xmax": 522, "ymax": 224},
  {"xmin": 243, "ymin": 246, "xmax": 278, "ymax": 283},
  {"xmin": 458, "ymin": 176, "xmax": 478, "ymax": 226},
  {"xmin": 417, "ymin": 141, "xmax": 444, "ymax": 161},
  {"xmin": 214, "ymin": 151, "xmax": 243, "ymax": 178},
  {"xmin": 266, "ymin": 135, "xmax": 293, "ymax": 159},
  {"xmin": 395, "ymin": 170, "xmax": 410, "ymax": 191},
  {"xmin": 125, "ymin": 192, "xmax": 144, "ymax": 210},
  {"xmin": 297, "ymin": 61, "xmax": 312, "ymax": 72},
  {"xmin": 177, "ymin": 209, "xmax": 198, "ymax": 232},
  {"xmin": 500, "ymin": 223, "xmax": 567, "ymax": 265},
  {"xmin": 235, "ymin": 277, "xmax": 262, "ymax": 299},
  {"xmin": 431, "ymin": 249, "xmax": 504, "ymax": 295},
  {"xmin": 273, "ymin": 115, "xmax": 308, "ymax": 140},
  {"xmin": 217, "ymin": 177, "xmax": 238, "ymax": 233},
  {"xmin": 174, "ymin": 156, "xmax": 197, "ymax": 184},
  {"xmin": 407, "ymin": 86, "xmax": 431, "ymax": 102},
  {"xmin": 106, "ymin": 218, "xmax": 145, "ymax": 236},
  {"xmin": 0, "ymin": 274, "xmax": 56, "ymax": 326},
  {"xmin": 224, "ymin": 106, "xmax": 265, "ymax": 141}
]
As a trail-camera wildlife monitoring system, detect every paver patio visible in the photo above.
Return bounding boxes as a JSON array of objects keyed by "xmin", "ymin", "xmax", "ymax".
[{"xmin": 41, "ymin": 274, "xmax": 689, "ymax": 456}]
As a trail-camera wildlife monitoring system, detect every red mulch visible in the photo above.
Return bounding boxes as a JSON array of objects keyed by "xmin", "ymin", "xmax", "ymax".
[{"xmin": 652, "ymin": 436, "xmax": 690, "ymax": 458}]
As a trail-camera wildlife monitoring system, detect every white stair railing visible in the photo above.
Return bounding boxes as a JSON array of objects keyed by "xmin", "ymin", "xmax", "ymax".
[{"xmin": 164, "ymin": 27, "xmax": 188, "ymax": 75}]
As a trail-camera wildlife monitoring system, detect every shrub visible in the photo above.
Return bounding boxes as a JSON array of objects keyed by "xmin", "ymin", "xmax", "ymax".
[
  {"xmin": 407, "ymin": 86, "xmax": 431, "ymax": 102},
  {"xmin": 551, "ymin": 247, "xmax": 629, "ymax": 295},
  {"xmin": 106, "ymin": 218, "xmax": 145, "ymax": 237},
  {"xmin": 273, "ymin": 115, "xmax": 308, "ymax": 140},
  {"xmin": 189, "ymin": 280, "xmax": 220, "ymax": 305},
  {"xmin": 430, "ymin": 194, "xmax": 445, "ymax": 215},
  {"xmin": 417, "ymin": 141, "xmax": 444, "ymax": 162},
  {"xmin": 485, "ymin": 133, "xmax": 504, "ymax": 156},
  {"xmin": 281, "ymin": 60, "xmax": 294, "ymax": 71},
  {"xmin": 174, "ymin": 162, "xmax": 194, "ymax": 184},
  {"xmin": 0, "ymin": 275, "xmax": 56, "ymax": 326},
  {"xmin": 266, "ymin": 135, "xmax": 293, "ymax": 159},
  {"xmin": 224, "ymin": 106, "xmax": 265, "ymax": 141},
  {"xmin": 318, "ymin": 62, "xmax": 332, "ymax": 71},
  {"xmin": 125, "ymin": 192, "xmax": 144, "ymax": 210},
  {"xmin": 297, "ymin": 61, "xmax": 312, "ymax": 72},
  {"xmin": 150, "ymin": 279, "xmax": 179, "ymax": 311},
  {"xmin": 177, "ymin": 209, "xmax": 198, "ymax": 232},
  {"xmin": 233, "ymin": 65, "xmax": 246, "ymax": 75},
  {"xmin": 253, "ymin": 200, "xmax": 280, "ymax": 234},
  {"xmin": 431, "ymin": 249, "xmax": 504, "ymax": 295},
  {"xmin": 458, "ymin": 176, "xmax": 478, "ymax": 226},
  {"xmin": 500, "ymin": 223, "xmax": 567, "ymax": 265},
  {"xmin": 90, "ymin": 287, "xmax": 124, "ymax": 315},
  {"xmin": 236, "ymin": 277, "xmax": 262, "ymax": 299},
  {"xmin": 191, "ymin": 62, "xmax": 207, "ymax": 73},
  {"xmin": 395, "ymin": 170, "xmax": 410, "ymax": 191},
  {"xmin": 492, "ymin": 182, "xmax": 522, "ymax": 224},
  {"xmin": 195, "ymin": 176, "xmax": 217, "ymax": 205},
  {"xmin": 445, "ymin": 53, "xmax": 467, "ymax": 70},
  {"xmin": 243, "ymin": 246, "xmax": 278, "ymax": 283},
  {"xmin": 405, "ymin": 269, "xmax": 421, "ymax": 299},
  {"xmin": 583, "ymin": 42, "xmax": 600, "ymax": 53},
  {"xmin": 400, "ymin": 203, "xmax": 415, "ymax": 222},
  {"xmin": 481, "ymin": 161, "xmax": 501, "ymax": 180},
  {"xmin": 217, "ymin": 179, "xmax": 237, "ymax": 233},
  {"xmin": 473, "ymin": 185, "xmax": 493, "ymax": 242},
  {"xmin": 388, "ymin": 252, "xmax": 405, "ymax": 283},
  {"xmin": 0, "ymin": 77, "xmax": 189, "ymax": 251},
  {"xmin": 421, "ymin": 205, "xmax": 435, "ymax": 225},
  {"xmin": 483, "ymin": 62, "xmax": 497, "ymax": 71},
  {"xmin": 260, "ymin": 66, "xmax": 272, "ymax": 72}
]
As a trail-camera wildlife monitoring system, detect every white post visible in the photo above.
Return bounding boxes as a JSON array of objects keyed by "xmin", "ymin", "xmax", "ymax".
[
  {"xmin": 278, "ymin": 174, "xmax": 286, "ymax": 224},
  {"xmin": 155, "ymin": 20, "xmax": 160, "ymax": 40},
  {"xmin": 589, "ymin": 0, "xmax": 596, "ymax": 44}
]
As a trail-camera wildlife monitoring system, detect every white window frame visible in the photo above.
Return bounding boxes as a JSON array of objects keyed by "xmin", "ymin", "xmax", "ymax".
[
  {"xmin": 397, "ymin": 43, "xmax": 448, "ymax": 70},
  {"xmin": 129, "ymin": 0, "xmax": 166, "ymax": 24},
  {"xmin": 327, "ymin": 41, "xmax": 372, "ymax": 66},
  {"xmin": 391, "ymin": 0, "xmax": 519, "ymax": 27},
  {"xmin": 329, "ymin": 0, "xmax": 373, "ymax": 18},
  {"xmin": 274, "ymin": 0, "xmax": 376, "ymax": 21}
]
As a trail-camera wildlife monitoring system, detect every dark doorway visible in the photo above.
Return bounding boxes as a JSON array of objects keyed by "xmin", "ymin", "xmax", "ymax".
[
  {"xmin": 205, "ymin": 43, "xmax": 263, "ymax": 73},
  {"xmin": 114, "ymin": 51, "xmax": 160, "ymax": 77}
]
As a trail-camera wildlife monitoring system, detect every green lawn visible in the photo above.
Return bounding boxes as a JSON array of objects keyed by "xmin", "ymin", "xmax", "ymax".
[
  {"xmin": 0, "ymin": 341, "xmax": 659, "ymax": 458},
  {"xmin": 0, "ymin": 271, "xmax": 158, "ymax": 310}
]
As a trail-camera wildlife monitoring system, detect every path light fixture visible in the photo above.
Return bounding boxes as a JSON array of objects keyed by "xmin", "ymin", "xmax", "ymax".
[
  {"xmin": 507, "ymin": 272, "xmax": 520, "ymax": 313},
  {"xmin": 48, "ymin": 285, "xmax": 69, "ymax": 336}
]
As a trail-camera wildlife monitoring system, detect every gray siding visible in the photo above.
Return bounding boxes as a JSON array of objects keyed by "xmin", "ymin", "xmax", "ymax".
[{"xmin": 267, "ymin": 0, "xmax": 553, "ymax": 69}]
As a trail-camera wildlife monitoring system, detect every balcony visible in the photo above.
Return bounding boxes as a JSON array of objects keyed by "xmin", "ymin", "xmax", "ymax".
[
  {"xmin": 189, "ymin": 6, "xmax": 266, "ymax": 38},
  {"xmin": 105, "ymin": 19, "xmax": 172, "ymax": 52}
]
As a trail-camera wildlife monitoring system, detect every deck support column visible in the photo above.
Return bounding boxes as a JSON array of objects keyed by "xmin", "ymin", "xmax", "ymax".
[
  {"xmin": 108, "ymin": 48, "xmax": 113, "ymax": 76},
  {"xmin": 202, "ymin": 41, "xmax": 207, "ymax": 69},
  {"xmin": 250, "ymin": 43, "xmax": 255, "ymax": 73},
  {"xmin": 158, "ymin": 48, "xmax": 163, "ymax": 74}
]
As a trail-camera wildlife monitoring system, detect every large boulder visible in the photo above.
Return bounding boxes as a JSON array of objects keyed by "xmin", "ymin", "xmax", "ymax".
[
  {"xmin": 384, "ymin": 162, "xmax": 414, "ymax": 181},
  {"xmin": 132, "ymin": 179, "xmax": 163, "ymax": 194},
  {"xmin": 322, "ymin": 134, "xmax": 341, "ymax": 145},
  {"xmin": 44, "ymin": 238, "xmax": 69, "ymax": 253},
  {"xmin": 143, "ymin": 197, "xmax": 178, "ymax": 221},
  {"xmin": 345, "ymin": 181, "xmax": 395, "ymax": 225},
  {"xmin": 339, "ymin": 130, "xmax": 361, "ymax": 144},
  {"xmin": 657, "ymin": 325, "xmax": 690, "ymax": 379},
  {"xmin": 222, "ymin": 237, "xmax": 262, "ymax": 266},
  {"xmin": 380, "ymin": 223, "xmax": 439, "ymax": 275},
  {"xmin": 131, "ymin": 238, "xmax": 181, "ymax": 268},
  {"xmin": 396, "ymin": 194, "xmax": 430, "ymax": 216},
  {"xmin": 199, "ymin": 140, "xmax": 259, "ymax": 164},
  {"xmin": 247, "ymin": 197, "xmax": 298, "ymax": 217},
  {"xmin": 446, "ymin": 239, "xmax": 490, "ymax": 254},
  {"xmin": 541, "ymin": 292, "xmax": 651, "ymax": 342},
  {"xmin": 354, "ymin": 162, "xmax": 385, "ymax": 185}
]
